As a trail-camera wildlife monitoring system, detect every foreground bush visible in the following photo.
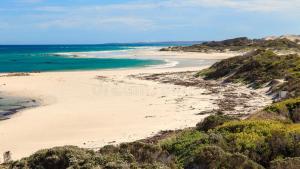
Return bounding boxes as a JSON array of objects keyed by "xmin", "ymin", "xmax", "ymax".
[
  {"xmin": 8, "ymin": 143, "xmax": 176, "ymax": 169},
  {"xmin": 100, "ymin": 142, "xmax": 176, "ymax": 168},
  {"xmin": 270, "ymin": 157, "xmax": 300, "ymax": 169},
  {"xmin": 264, "ymin": 97, "xmax": 300, "ymax": 122},
  {"xmin": 160, "ymin": 129, "xmax": 204, "ymax": 167},
  {"xmin": 196, "ymin": 114, "xmax": 238, "ymax": 131},
  {"xmin": 214, "ymin": 120, "xmax": 300, "ymax": 167},
  {"xmin": 160, "ymin": 115, "xmax": 300, "ymax": 168},
  {"xmin": 9, "ymin": 146, "xmax": 100, "ymax": 169},
  {"xmin": 185, "ymin": 146, "xmax": 263, "ymax": 169}
]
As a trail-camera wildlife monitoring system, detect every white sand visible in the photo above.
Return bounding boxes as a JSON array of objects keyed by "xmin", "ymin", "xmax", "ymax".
[{"xmin": 0, "ymin": 49, "xmax": 260, "ymax": 160}]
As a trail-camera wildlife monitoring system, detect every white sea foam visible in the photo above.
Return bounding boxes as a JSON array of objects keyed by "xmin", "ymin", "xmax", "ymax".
[
  {"xmin": 53, "ymin": 47, "xmax": 179, "ymax": 68},
  {"xmin": 146, "ymin": 59, "xmax": 179, "ymax": 69},
  {"xmin": 54, "ymin": 46, "xmax": 161, "ymax": 59}
]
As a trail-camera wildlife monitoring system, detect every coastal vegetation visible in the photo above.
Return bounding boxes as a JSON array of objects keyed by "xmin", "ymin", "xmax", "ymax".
[
  {"xmin": 263, "ymin": 97, "xmax": 300, "ymax": 122},
  {"xmin": 197, "ymin": 48, "xmax": 300, "ymax": 124},
  {"xmin": 2, "ymin": 143, "xmax": 176, "ymax": 169},
  {"xmin": 197, "ymin": 49, "xmax": 300, "ymax": 89},
  {"xmin": 160, "ymin": 37, "xmax": 300, "ymax": 53},
  {"xmin": 160, "ymin": 117, "xmax": 300, "ymax": 168},
  {"xmin": 3, "ymin": 115, "xmax": 300, "ymax": 169},
  {"xmin": 1, "ymin": 37, "xmax": 300, "ymax": 169}
]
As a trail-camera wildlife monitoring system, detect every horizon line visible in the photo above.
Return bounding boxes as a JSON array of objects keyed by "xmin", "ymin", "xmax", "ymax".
[{"xmin": 0, "ymin": 40, "xmax": 205, "ymax": 46}]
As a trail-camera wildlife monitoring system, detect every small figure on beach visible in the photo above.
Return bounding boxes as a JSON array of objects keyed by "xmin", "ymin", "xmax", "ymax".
[{"xmin": 3, "ymin": 151, "xmax": 12, "ymax": 163}]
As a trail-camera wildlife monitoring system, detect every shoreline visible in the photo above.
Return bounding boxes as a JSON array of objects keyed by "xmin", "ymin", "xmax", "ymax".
[
  {"xmin": 0, "ymin": 94, "xmax": 40, "ymax": 121},
  {"xmin": 0, "ymin": 49, "xmax": 271, "ymax": 160}
]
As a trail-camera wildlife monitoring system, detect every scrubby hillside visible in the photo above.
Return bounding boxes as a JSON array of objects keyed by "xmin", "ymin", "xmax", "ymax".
[
  {"xmin": 198, "ymin": 49, "xmax": 300, "ymax": 89},
  {"xmin": 198, "ymin": 49, "xmax": 300, "ymax": 122},
  {"xmin": 160, "ymin": 37, "xmax": 300, "ymax": 53}
]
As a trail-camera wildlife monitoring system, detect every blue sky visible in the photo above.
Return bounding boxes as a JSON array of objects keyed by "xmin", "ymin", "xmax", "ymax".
[{"xmin": 0, "ymin": 0, "xmax": 299, "ymax": 44}]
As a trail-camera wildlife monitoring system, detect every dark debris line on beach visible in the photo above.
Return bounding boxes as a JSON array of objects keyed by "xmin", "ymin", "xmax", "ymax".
[{"xmin": 131, "ymin": 71, "xmax": 269, "ymax": 118}]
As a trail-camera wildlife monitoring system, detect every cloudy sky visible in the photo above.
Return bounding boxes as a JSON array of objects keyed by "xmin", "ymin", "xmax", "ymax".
[{"xmin": 0, "ymin": 0, "xmax": 299, "ymax": 44}]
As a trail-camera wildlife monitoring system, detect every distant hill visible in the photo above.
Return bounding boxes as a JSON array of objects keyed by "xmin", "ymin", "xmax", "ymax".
[{"xmin": 160, "ymin": 37, "xmax": 300, "ymax": 53}]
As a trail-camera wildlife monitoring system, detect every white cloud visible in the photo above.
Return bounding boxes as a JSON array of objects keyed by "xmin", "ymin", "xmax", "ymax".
[
  {"xmin": 164, "ymin": 0, "xmax": 300, "ymax": 12},
  {"xmin": 32, "ymin": 0, "xmax": 300, "ymax": 14},
  {"xmin": 36, "ymin": 16, "xmax": 156, "ymax": 31},
  {"xmin": 31, "ymin": 2, "xmax": 159, "ymax": 31},
  {"xmin": 9, "ymin": 0, "xmax": 300, "ymax": 32}
]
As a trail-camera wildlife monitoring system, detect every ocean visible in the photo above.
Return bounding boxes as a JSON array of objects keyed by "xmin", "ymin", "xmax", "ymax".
[{"xmin": 0, "ymin": 43, "xmax": 196, "ymax": 73}]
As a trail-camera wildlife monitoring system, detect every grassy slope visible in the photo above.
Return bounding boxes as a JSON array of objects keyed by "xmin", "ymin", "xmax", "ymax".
[{"xmin": 198, "ymin": 49, "xmax": 300, "ymax": 88}]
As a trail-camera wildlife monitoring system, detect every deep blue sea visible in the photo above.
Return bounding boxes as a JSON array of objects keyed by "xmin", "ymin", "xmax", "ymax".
[{"xmin": 0, "ymin": 42, "xmax": 197, "ymax": 73}]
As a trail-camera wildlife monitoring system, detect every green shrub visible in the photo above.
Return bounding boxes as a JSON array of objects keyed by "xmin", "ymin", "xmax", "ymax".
[
  {"xmin": 265, "ymin": 98, "xmax": 300, "ymax": 122},
  {"xmin": 159, "ymin": 119, "xmax": 300, "ymax": 168},
  {"xmin": 117, "ymin": 142, "xmax": 173, "ymax": 164},
  {"xmin": 196, "ymin": 114, "xmax": 237, "ymax": 131},
  {"xmin": 10, "ymin": 146, "xmax": 102, "ymax": 169},
  {"xmin": 98, "ymin": 142, "xmax": 176, "ymax": 168},
  {"xmin": 160, "ymin": 130, "xmax": 205, "ymax": 166},
  {"xmin": 185, "ymin": 146, "xmax": 264, "ymax": 169},
  {"xmin": 270, "ymin": 157, "xmax": 300, "ymax": 169},
  {"xmin": 214, "ymin": 120, "xmax": 300, "ymax": 166},
  {"xmin": 8, "ymin": 143, "xmax": 176, "ymax": 169}
]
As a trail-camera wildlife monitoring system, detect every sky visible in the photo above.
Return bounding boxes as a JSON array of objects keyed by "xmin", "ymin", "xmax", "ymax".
[{"xmin": 0, "ymin": 0, "xmax": 299, "ymax": 44}]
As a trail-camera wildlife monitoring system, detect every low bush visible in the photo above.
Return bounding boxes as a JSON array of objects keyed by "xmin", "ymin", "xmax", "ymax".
[
  {"xmin": 8, "ymin": 143, "xmax": 176, "ymax": 169},
  {"xmin": 160, "ymin": 130, "xmax": 205, "ymax": 166},
  {"xmin": 196, "ymin": 114, "xmax": 238, "ymax": 131},
  {"xmin": 270, "ymin": 157, "xmax": 300, "ymax": 169},
  {"xmin": 185, "ymin": 146, "xmax": 263, "ymax": 169},
  {"xmin": 265, "ymin": 98, "xmax": 300, "ymax": 122},
  {"xmin": 10, "ymin": 146, "xmax": 101, "ymax": 169},
  {"xmin": 214, "ymin": 120, "xmax": 300, "ymax": 166}
]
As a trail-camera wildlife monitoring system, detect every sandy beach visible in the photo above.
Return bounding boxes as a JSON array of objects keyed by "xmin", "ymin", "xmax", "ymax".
[{"xmin": 0, "ymin": 49, "xmax": 271, "ymax": 160}]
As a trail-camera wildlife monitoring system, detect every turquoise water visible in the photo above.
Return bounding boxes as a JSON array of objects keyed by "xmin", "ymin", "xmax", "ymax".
[
  {"xmin": 0, "ymin": 43, "xmax": 197, "ymax": 73},
  {"xmin": 0, "ymin": 44, "xmax": 160, "ymax": 73}
]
